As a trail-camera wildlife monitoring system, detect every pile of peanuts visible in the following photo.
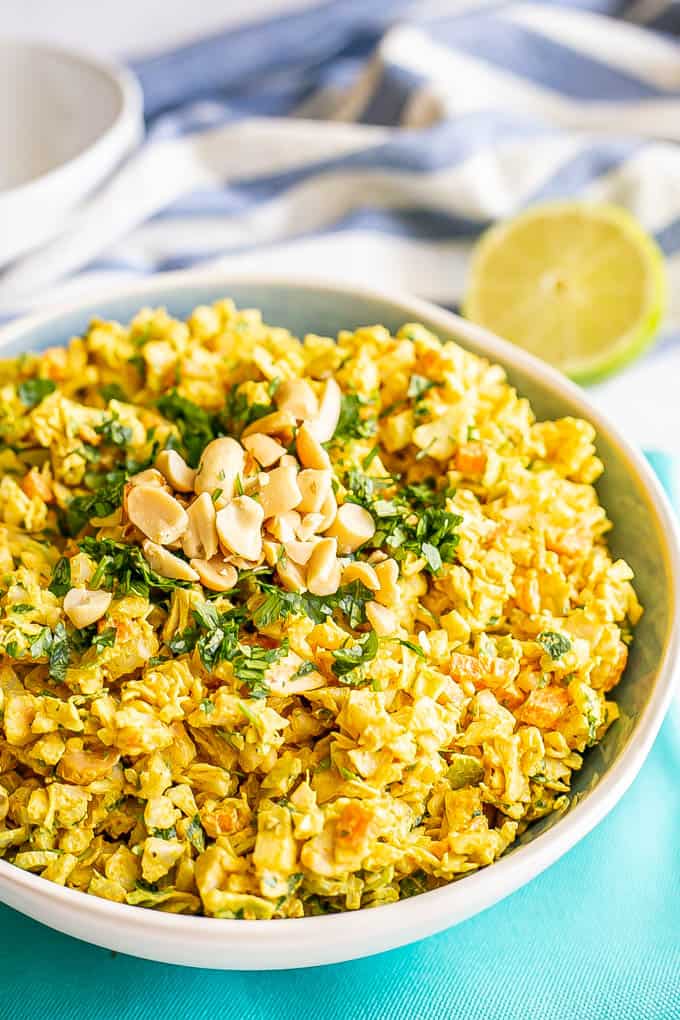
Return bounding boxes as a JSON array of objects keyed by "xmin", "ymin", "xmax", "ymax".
[{"xmin": 62, "ymin": 377, "xmax": 400, "ymax": 636}]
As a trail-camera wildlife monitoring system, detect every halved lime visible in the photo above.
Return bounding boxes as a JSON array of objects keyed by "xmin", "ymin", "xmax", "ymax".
[{"xmin": 463, "ymin": 202, "xmax": 666, "ymax": 383}]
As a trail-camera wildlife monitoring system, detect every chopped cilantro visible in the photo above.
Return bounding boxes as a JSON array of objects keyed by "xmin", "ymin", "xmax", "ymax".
[
  {"xmin": 29, "ymin": 627, "xmax": 53, "ymax": 660},
  {"xmin": 49, "ymin": 557, "xmax": 72, "ymax": 597},
  {"xmin": 407, "ymin": 374, "xmax": 437, "ymax": 400},
  {"xmin": 95, "ymin": 416, "xmax": 133, "ymax": 447},
  {"xmin": 17, "ymin": 378, "xmax": 56, "ymax": 408},
  {"xmin": 219, "ymin": 382, "xmax": 275, "ymax": 437},
  {"xmin": 186, "ymin": 815, "xmax": 206, "ymax": 853},
  {"xmin": 333, "ymin": 393, "xmax": 377, "ymax": 442},
  {"xmin": 400, "ymin": 870, "xmax": 429, "ymax": 898},
  {"xmin": 92, "ymin": 627, "xmax": 116, "ymax": 655},
  {"xmin": 331, "ymin": 630, "xmax": 378, "ymax": 682},
  {"xmin": 199, "ymin": 698, "xmax": 215, "ymax": 715},
  {"xmin": 252, "ymin": 580, "xmax": 373, "ymax": 630},
  {"xmin": 48, "ymin": 622, "xmax": 70, "ymax": 683},
  {"xmin": 291, "ymin": 660, "xmax": 315, "ymax": 681},
  {"xmin": 59, "ymin": 473, "xmax": 126, "ymax": 537},
  {"xmin": 537, "ymin": 631, "xmax": 572, "ymax": 660},
  {"xmin": 151, "ymin": 826, "xmax": 177, "ymax": 840},
  {"xmin": 398, "ymin": 638, "xmax": 425, "ymax": 658},
  {"xmin": 169, "ymin": 601, "xmax": 287, "ymax": 698},
  {"xmin": 79, "ymin": 537, "xmax": 188, "ymax": 599},
  {"xmin": 100, "ymin": 383, "xmax": 128, "ymax": 402},
  {"xmin": 156, "ymin": 391, "xmax": 216, "ymax": 468},
  {"xmin": 9, "ymin": 604, "xmax": 34, "ymax": 614}
]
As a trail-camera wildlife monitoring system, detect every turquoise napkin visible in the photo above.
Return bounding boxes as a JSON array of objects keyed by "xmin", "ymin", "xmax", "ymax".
[{"xmin": 1, "ymin": 453, "xmax": 678, "ymax": 1020}]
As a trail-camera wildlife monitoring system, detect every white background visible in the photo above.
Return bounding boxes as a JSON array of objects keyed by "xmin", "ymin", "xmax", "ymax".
[{"xmin": 2, "ymin": 0, "xmax": 306, "ymax": 55}]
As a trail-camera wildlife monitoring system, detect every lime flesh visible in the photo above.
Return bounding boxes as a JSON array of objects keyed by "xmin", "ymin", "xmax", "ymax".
[{"xmin": 463, "ymin": 203, "xmax": 666, "ymax": 383}]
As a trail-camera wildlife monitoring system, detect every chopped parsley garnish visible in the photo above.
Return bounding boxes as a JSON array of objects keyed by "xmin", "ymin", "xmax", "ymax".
[
  {"xmin": 9, "ymin": 604, "xmax": 34, "ymax": 614},
  {"xmin": 407, "ymin": 374, "xmax": 437, "ymax": 401},
  {"xmin": 59, "ymin": 472, "xmax": 126, "ymax": 537},
  {"xmin": 333, "ymin": 393, "xmax": 377, "ymax": 442},
  {"xmin": 398, "ymin": 638, "xmax": 425, "ymax": 658},
  {"xmin": 342, "ymin": 471, "xmax": 460, "ymax": 574},
  {"xmin": 169, "ymin": 601, "xmax": 287, "ymax": 698},
  {"xmin": 17, "ymin": 378, "xmax": 56, "ymax": 408},
  {"xmin": 92, "ymin": 627, "xmax": 117, "ymax": 655},
  {"xmin": 219, "ymin": 379, "xmax": 278, "ymax": 436},
  {"xmin": 375, "ymin": 505, "xmax": 462, "ymax": 575},
  {"xmin": 252, "ymin": 580, "xmax": 374, "ymax": 630},
  {"xmin": 47, "ymin": 558, "xmax": 71, "ymax": 595},
  {"xmin": 100, "ymin": 383, "xmax": 128, "ymax": 402},
  {"xmin": 95, "ymin": 416, "xmax": 133, "ymax": 447},
  {"xmin": 49, "ymin": 631, "xmax": 69, "ymax": 683},
  {"xmin": 291, "ymin": 660, "xmax": 315, "ymax": 681},
  {"xmin": 156, "ymin": 391, "xmax": 217, "ymax": 468},
  {"xmin": 537, "ymin": 631, "xmax": 572, "ymax": 660},
  {"xmin": 151, "ymin": 826, "xmax": 177, "ymax": 840},
  {"xmin": 186, "ymin": 815, "xmax": 206, "ymax": 853},
  {"xmin": 331, "ymin": 630, "xmax": 378, "ymax": 682},
  {"xmin": 79, "ymin": 537, "xmax": 189, "ymax": 599}
]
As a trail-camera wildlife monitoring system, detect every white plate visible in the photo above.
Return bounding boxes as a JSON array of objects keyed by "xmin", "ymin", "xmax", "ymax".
[{"xmin": 0, "ymin": 39, "xmax": 142, "ymax": 266}]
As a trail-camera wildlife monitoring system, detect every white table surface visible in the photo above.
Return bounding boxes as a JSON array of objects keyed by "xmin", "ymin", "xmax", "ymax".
[{"xmin": 2, "ymin": 0, "xmax": 307, "ymax": 56}]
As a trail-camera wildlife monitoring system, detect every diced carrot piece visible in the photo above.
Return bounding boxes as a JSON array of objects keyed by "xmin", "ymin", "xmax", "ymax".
[
  {"xmin": 449, "ymin": 653, "xmax": 514, "ymax": 690},
  {"xmin": 335, "ymin": 802, "xmax": 372, "ymax": 850},
  {"xmin": 517, "ymin": 685, "xmax": 570, "ymax": 728},
  {"xmin": 21, "ymin": 468, "xmax": 53, "ymax": 503},
  {"xmin": 455, "ymin": 442, "xmax": 486, "ymax": 476},
  {"xmin": 449, "ymin": 653, "xmax": 485, "ymax": 686}
]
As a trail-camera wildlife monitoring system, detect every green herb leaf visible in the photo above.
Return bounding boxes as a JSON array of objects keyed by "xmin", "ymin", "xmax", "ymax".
[
  {"xmin": 537, "ymin": 631, "xmax": 572, "ymax": 660},
  {"xmin": 95, "ymin": 416, "xmax": 133, "ymax": 447},
  {"xmin": 48, "ymin": 622, "xmax": 70, "ymax": 683},
  {"xmin": 333, "ymin": 393, "xmax": 377, "ymax": 442},
  {"xmin": 100, "ymin": 383, "xmax": 128, "ymax": 403},
  {"xmin": 92, "ymin": 627, "xmax": 116, "ymax": 655},
  {"xmin": 407, "ymin": 374, "xmax": 436, "ymax": 401},
  {"xmin": 331, "ymin": 630, "xmax": 378, "ymax": 682},
  {"xmin": 59, "ymin": 473, "xmax": 126, "ymax": 537},
  {"xmin": 79, "ymin": 537, "xmax": 188, "ymax": 599},
  {"xmin": 398, "ymin": 638, "xmax": 425, "ymax": 658},
  {"xmin": 151, "ymin": 826, "xmax": 177, "ymax": 840},
  {"xmin": 218, "ymin": 383, "xmax": 274, "ymax": 437},
  {"xmin": 156, "ymin": 391, "xmax": 217, "ymax": 468},
  {"xmin": 186, "ymin": 814, "xmax": 206, "ymax": 853},
  {"xmin": 18, "ymin": 379, "xmax": 56, "ymax": 408},
  {"xmin": 48, "ymin": 557, "xmax": 72, "ymax": 597}
]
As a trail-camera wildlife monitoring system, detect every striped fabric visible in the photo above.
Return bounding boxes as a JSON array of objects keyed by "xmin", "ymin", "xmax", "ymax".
[{"xmin": 12, "ymin": 0, "xmax": 680, "ymax": 448}]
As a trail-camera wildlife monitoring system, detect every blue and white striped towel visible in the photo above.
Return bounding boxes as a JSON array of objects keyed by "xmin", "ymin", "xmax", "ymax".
[{"xmin": 8, "ymin": 0, "xmax": 680, "ymax": 452}]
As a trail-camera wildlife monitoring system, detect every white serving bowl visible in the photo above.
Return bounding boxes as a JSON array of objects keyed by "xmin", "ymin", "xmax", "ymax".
[
  {"xmin": 0, "ymin": 39, "xmax": 142, "ymax": 266},
  {"xmin": 0, "ymin": 272, "xmax": 678, "ymax": 970}
]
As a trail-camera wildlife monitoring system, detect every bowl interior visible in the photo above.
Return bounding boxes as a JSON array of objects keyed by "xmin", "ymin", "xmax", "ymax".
[
  {"xmin": 1, "ymin": 280, "xmax": 671, "ymax": 853},
  {"xmin": 0, "ymin": 40, "xmax": 123, "ymax": 192}
]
